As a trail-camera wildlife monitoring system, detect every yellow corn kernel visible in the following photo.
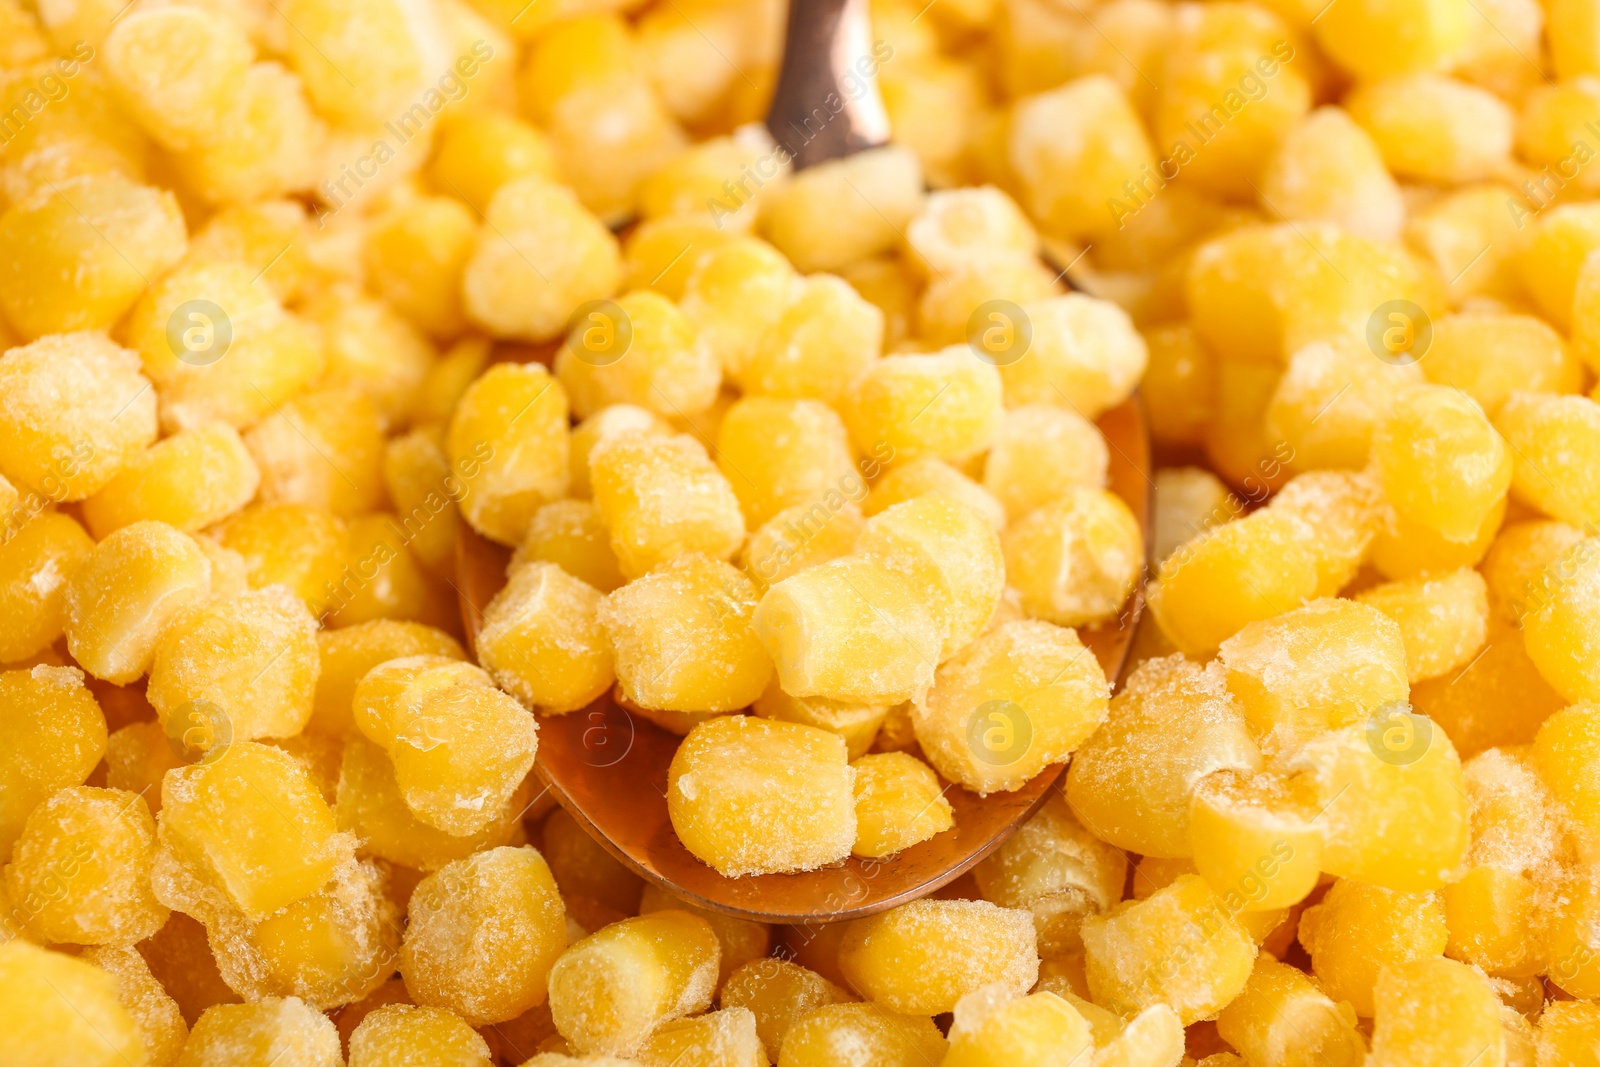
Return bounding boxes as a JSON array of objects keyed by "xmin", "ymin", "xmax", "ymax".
[
  {"xmin": 0, "ymin": 666, "xmax": 108, "ymax": 856},
  {"xmin": 844, "ymin": 348, "xmax": 1002, "ymax": 465},
  {"xmin": 1533, "ymin": 703, "xmax": 1600, "ymax": 861},
  {"xmin": 717, "ymin": 397, "xmax": 857, "ymax": 528},
  {"xmin": 1002, "ymin": 486, "xmax": 1142, "ymax": 629},
  {"xmin": 719, "ymin": 959, "xmax": 851, "ymax": 1061},
  {"xmin": 839, "ymin": 898, "xmax": 1038, "ymax": 1015},
  {"xmin": 79, "ymin": 943, "xmax": 188, "ymax": 1067},
  {"xmin": 1347, "ymin": 74, "xmax": 1512, "ymax": 184},
  {"xmin": 244, "ymin": 386, "xmax": 386, "ymax": 518},
  {"xmin": 1259, "ymin": 106, "xmax": 1403, "ymax": 239},
  {"xmin": 1151, "ymin": 468, "xmax": 1237, "ymax": 577},
  {"xmin": 381, "ymin": 427, "xmax": 461, "ymax": 578},
  {"xmin": 480, "ymin": 561, "xmax": 613, "ymax": 714},
  {"xmin": 352, "ymin": 657, "xmax": 537, "ymax": 837},
  {"xmin": 301, "ymin": 293, "xmax": 438, "ymax": 431},
  {"xmin": 983, "ymin": 405, "xmax": 1107, "ymax": 523},
  {"xmin": 679, "ymin": 242, "xmax": 797, "ymax": 384},
  {"xmin": 0, "ymin": 940, "xmax": 147, "ymax": 1067},
  {"xmin": 590, "ymin": 431, "xmax": 744, "ymax": 579},
  {"xmin": 0, "ymin": 332, "xmax": 158, "ymax": 502},
  {"xmin": 741, "ymin": 500, "xmax": 867, "ymax": 591},
  {"xmin": 158, "ymin": 741, "xmax": 352, "ymax": 921},
  {"xmin": 0, "ymin": 175, "xmax": 186, "ymax": 339},
  {"xmin": 638, "ymin": 882, "xmax": 770, "ymax": 988},
  {"xmin": 309, "ymin": 620, "xmax": 462, "ymax": 739},
  {"xmin": 634, "ymin": 1006, "xmax": 764, "ymax": 1067},
  {"xmin": 555, "ymin": 289, "xmax": 720, "ymax": 421},
  {"xmin": 0, "ymin": 512, "xmax": 94, "ymax": 664},
  {"xmin": 1373, "ymin": 384, "xmax": 1509, "ymax": 544},
  {"xmin": 778, "ymin": 1003, "xmax": 948, "ymax": 1067},
  {"xmin": 400, "ymin": 847, "xmax": 566, "ymax": 1026},
  {"xmin": 849, "ymin": 751, "xmax": 953, "ymax": 858},
  {"xmin": 1354, "ymin": 568, "xmax": 1488, "ymax": 683},
  {"xmin": 105, "ymin": 722, "xmax": 183, "ymax": 815},
  {"xmin": 1215, "ymin": 956, "xmax": 1365, "ymax": 1067},
  {"xmin": 866, "ymin": 459, "xmax": 1002, "ymax": 534},
  {"xmin": 546, "ymin": 910, "xmax": 720, "ymax": 1056},
  {"xmin": 145, "ymin": 585, "xmax": 319, "ymax": 742},
  {"xmin": 1010, "ymin": 75, "xmax": 1155, "ymax": 241},
  {"xmin": 82, "ymin": 423, "xmax": 259, "ymax": 539},
  {"xmin": 905, "ymin": 186, "xmax": 1038, "ymax": 278},
  {"xmin": 324, "ymin": 512, "xmax": 456, "ymax": 629},
  {"xmin": 214, "ymin": 502, "xmax": 346, "ymax": 613},
  {"xmin": 1141, "ymin": 323, "xmax": 1216, "ymax": 449},
  {"xmin": 1066, "ymin": 655, "xmax": 1260, "ymax": 858},
  {"xmin": 1188, "ymin": 771, "xmax": 1323, "ymax": 913},
  {"xmin": 357, "ymin": 200, "xmax": 475, "ymax": 343},
  {"xmin": 1410, "ymin": 620, "xmax": 1562, "ymax": 758},
  {"xmin": 428, "ymin": 111, "xmax": 556, "ymax": 213},
  {"xmin": 1081, "ymin": 874, "xmax": 1256, "ymax": 1025},
  {"xmin": 1497, "ymin": 391, "xmax": 1600, "ymax": 528},
  {"xmin": 1367, "ymin": 956, "xmax": 1504, "ymax": 1067},
  {"xmin": 753, "ymin": 682, "xmax": 887, "ymax": 760},
  {"xmin": 1425, "ymin": 314, "xmax": 1581, "ymax": 419},
  {"xmin": 1522, "ymin": 538, "xmax": 1600, "ymax": 703},
  {"xmin": 1441, "ymin": 862, "xmax": 1543, "ymax": 977},
  {"xmin": 347, "ymin": 1004, "xmax": 490, "ymax": 1067},
  {"xmin": 972, "ymin": 793, "xmax": 1127, "ymax": 957},
  {"xmin": 668, "ymin": 715, "xmax": 855, "ymax": 876},
  {"xmin": 1369, "ymin": 494, "xmax": 1504, "ymax": 582},
  {"xmin": 568, "ymin": 405, "xmax": 673, "ymax": 500},
  {"xmin": 1313, "ymin": 0, "xmax": 1471, "ymax": 80},
  {"xmin": 445, "ymin": 361, "xmax": 570, "ymax": 546},
  {"xmin": 622, "ymin": 216, "xmax": 738, "ymax": 300},
  {"xmin": 759, "ymin": 145, "xmax": 924, "ymax": 272},
  {"xmin": 101, "ymin": 5, "xmax": 252, "ymax": 151},
  {"xmin": 1219, "ymin": 597, "xmax": 1408, "ymax": 760},
  {"xmin": 1535, "ymin": 1000, "xmax": 1600, "ymax": 1066},
  {"xmin": 186, "ymin": 199, "xmax": 311, "ymax": 305},
  {"xmin": 1404, "ymin": 185, "xmax": 1522, "ymax": 305},
  {"xmin": 461, "ymin": 177, "xmax": 623, "ymax": 342},
  {"xmin": 63, "ymin": 521, "xmax": 212, "ymax": 685},
  {"xmin": 943, "ymin": 986, "xmax": 1094, "ymax": 1067},
  {"xmin": 998, "ymin": 294, "xmax": 1147, "ymax": 420},
  {"xmin": 1518, "ymin": 202, "xmax": 1600, "ymax": 331},
  {"xmin": 181, "ymin": 996, "xmax": 343, "ymax": 1065},
  {"xmin": 735, "ymin": 273, "xmax": 884, "ymax": 408},
  {"xmin": 915, "ymin": 255, "xmax": 1062, "ymax": 348},
  {"xmin": 1267, "ymin": 338, "xmax": 1422, "ymax": 472},
  {"xmin": 916, "ymin": 619, "xmax": 1109, "ymax": 794},
  {"xmin": 514, "ymin": 500, "xmax": 626, "ymax": 594}
]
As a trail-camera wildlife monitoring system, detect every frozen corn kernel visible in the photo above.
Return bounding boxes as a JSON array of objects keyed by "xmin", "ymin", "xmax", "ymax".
[
  {"xmin": 0, "ymin": 333, "xmax": 157, "ymax": 501},
  {"xmin": 1545, "ymin": 868, "xmax": 1600, "ymax": 997},
  {"xmin": 276, "ymin": 0, "xmax": 437, "ymax": 125},
  {"xmin": 759, "ymin": 145, "xmax": 923, "ymax": 272},
  {"xmin": 1367, "ymin": 957, "xmax": 1503, "ymax": 1067},
  {"xmin": 101, "ymin": 6, "xmax": 252, "ymax": 150},
  {"xmin": 633, "ymin": 891, "xmax": 761, "ymax": 997},
  {"xmin": 363, "ymin": 197, "xmax": 477, "ymax": 341},
  {"xmin": 736, "ymin": 274, "xmax": 884, "ymax": 408},
  {"xmin": 1410, "ymin": 620, "xmax": 1560, "ymax": 758},
  {"xmin": 862, "ymin": 494, "xmax": 1005, "ymax": 657},
  {"xmin": 916, "ymin": 620, "xmax": 1109, "ymax": 794},
  {"xmin": 1347, "ymin": 74, "xmax": 1511, "ymax": 184},
  {"xmin": 753, "ymin": 682, "xmax": 887, "ymax": 761},
  {"xmin": 1080, "ymin": 874, "xmax": 1256, "ymax": 1025},
  {"xmin": 0, "ymin": 512, "xmax": 94, "ymax": 663},
  {"xmin": 311, "ymin": 621, "xmax": 464, "ymax": 740},
  {"xmin": 5, "ymin": 784, "xmax": 165, "ymax": 946},
  {"xmin": 245, "ymin": 386, "xmax": 385, "ymax": 518},
  {"xmin": 1288, "ymin": 718, "xmax": 1468, "ymax": 890},
  {"xmin": 716, "ymin": 397, "xmax": 856, "ymax": 528},
  {"xmin": 1313, "ymin": 0, "xmax": 1471, "ymax": 81},
  {"xmin": 400, "ymin": 848, "xmax": 566, "ymax": 1026},
  {"xmin": 462, "ymin": 177, "xmax": 623, "ymax": 342},
  {"xmin": 546, "ymin": 910, "xmax": 719, "ymax": 1056},
  {"xmin": 1151, "ymin": 468, "xmax": 1234, "ymax": 568},
  {"xmin": 105, "ymin": 722, "xmax": 183, "ymax": 814},
  {"xmin": 1066, "ymin": 655, "xmax": 1260, "ymax": 858},
  {"xmin": 301, "ymin": 294, "xmax": 437, "ymax": 431},
  {"xmin": 1219, "ymin": 598, "xmax": 1408, "ymax": 760},
  {"xmin": 1533, "ymin": 703, "xmax": 1600, "ymax": 861},
  {"xmin": 337, "ymin": 736, "xmax": 525, "ymax": 873},
  {"xmin": 378, "ymin": 428, "xmax": 459, "ymax": 578},
  {"xmin": 569, "ymin": 405, "xmax": 673, "ymax": 500},
  {"xmin": 1426, "ymin": 315, "xmax": 1581, "ymax": 420},
  {"xmin": 1010, "ymin": 75, "xmax": 1155, "ymax": 241},
  {"xmin": 214, "ymin": 503, "xmax": 346, "ymax": 613},
  {"xmin": 997, "ymin": 294, "xmax": 1147, "ymax": 420},
  {"xmin": 63, "ymin": 521, "xmax": 212, "ymax": 685},
  {"xmin": 622, "ymin": 217, "xmax": 736, "ymax": 301},
  {"xmin": 600, "ymin": 554, "xmax": 769, "ymax": 712},
  {"xmin": 80, "ymin": 944, "xmax": 187, "ymax": 1067},
  {"xmin": 843, "ymin": 348, "xmax": 1002, "ymax": 464},
  {"xmin": 82, "ymin": 423, "xmax": 259, "ymax": 539},
  {"xmin": 918, "ymin": 257, "xmax": 1061, "ymax": 350},
  {"xmin": 1215, "ymin": 957, "xmax": 1364, "ymax": 1067},
  {"xmin": 679, "ymin": 238, "xmax": 797, "ymax": 379},
  {"xmin": 719, "ymin": 959, "xmax": 851, "ymax": 1060},
  {"xmin": 1258, "ymin": 106, "xmax": 1403, "ymax": 240},
  {"xmin": 178, "ymin": 996, "xmax": 341, "ymax": 1067},
  {"xmin": 147, "ymin": 586, "xmax": 318, "ymax": 742},
  {"xmin": 428, "ymin": 111, "xmax": 557, "ymax": 213},
  {"xmin": 778, "ymin": 1003, "xmax": 948, "ymax": 1067},
  {"xmin": 1441, "ymin": 862, "xmax": 1543, "ymax": 977},
  {"xmin": 849, "ymin": 751, "xmax": 953, "ymax": 858},
  {"xmin": 1002, "ymin": 487, "xmax": 1142, "ymax": 628},
  {"xmin": 905, "ymin": 186, "xmax": 1038, "ymax": 277},
  {"xmin": 1517, "ymin": 203, "xmax": 1600, "ymax": 331},
  {"xmin": 1536, "ymin": 1000, "xmax": 1600, "ymax": 1065},
  {"xmin": 0, "ymin": 666, "xmax": 107, "ymax": 856},
  {"xmin": 1300, "ymin": 882, "xmax": 1444, "ymax": 1014},
  {"xmin": 1354, "ymin": 569, "xmax": 1488, "ymax": 683},
  {"xmin": 515, "ymin": 500, "xmax": 626, "ymax": 593},
  {"xmin": 157, "ymin": 741, "xmax": 351, "ymax": 920},
  {"xmin": 1140, "ymin": 324, "xmax": 1215, "ymax": 449},
  {"xmin": 0, "ymin": 940, "xmax": 146, "ymax": 1067},
  {"xmin": 1370, "ymin": 494, "xmax": 1504, "ymax": 582},
  {"xmin": 589, "ymin": 432, "xmax": 745, "ymax": 579},
  {"xmin": 742, "ymin": 501, "xmax": 867, "ymax": 591},
  {"xmin": 1522, "ymin": 538, "xmax": 1600, "ymax": 703},
  {"xmin": 1373, "ymin": 384, "xmax": 1509, "ymax": 544},
  {"xmin": 348, "ymin": 1004, "xmax": 490, "ymax": 1067},
  {"xmin": 555, "ymin": 290, "xmax": 720, "ymax": 421},
  {"xmin": 352, "ymin": 657, "xmax": 537, "ymax": 836},
  {"xmin": 543, "ymin": 806, "xmax": 643, "ymax": 922},
  {"xmin": 983, "ymin": 405, "xmax": 1108, "ymax": 523},
  {"xmin": 972, "ymin": 793, "xmax": 1127, "ymax": 957},
  {"xmin": 865, "ymin": 459, "xmax": 1002, "ymax": 534},
  {"xmin": 1266, "ymin": 338, "xmax": 1422, "ymax": 472},
  {"xmin": 943, "ymin": 986, "xmax": 1093, "ymax": 1067},
  {"xmin": 1187, "ymin": 770, "xmax": 1322, "ymax": 913},
  {"xmin": 445, "ymin": 361, "xmax": 571, "ymax": 546},
  {"xmin": 633, "ymin": 1006, "xmax": 764, "ymax": 1067},
  {"xmin": 1497, "ymin": 392, "xmax": 1600, "ymax": 528},
  {"xmin": 0, "ymin": 175, "xmax": 186, "ymax": 339},
  {"xmin": 126, "ymin": 267, "xmax": 325, "ymax": 435},
  {"xmin": 480, "ymin": 561, "xmax": 614, "ymax": 714},
  {"xmin": 186, "ymin": 201, "xmax": 311, "ymax": 305},
  {"xmin": 667, "ymin": 715, "xmax": 855, "ymax": 876},
  {"xmin": 839, "ymin": 898, "xmax": 1037, "ymax": 1015}
]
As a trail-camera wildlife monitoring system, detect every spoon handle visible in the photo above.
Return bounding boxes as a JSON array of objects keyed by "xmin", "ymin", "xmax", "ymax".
[{"xmin": 765, "ymin": 0, "xmax": 891, "ymax": 170}]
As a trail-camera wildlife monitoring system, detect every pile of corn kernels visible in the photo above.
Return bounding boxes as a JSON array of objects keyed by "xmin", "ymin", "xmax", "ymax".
[{"xmin": 4, "ymin": 0, "xmax": 1600, "ymax": 1063}]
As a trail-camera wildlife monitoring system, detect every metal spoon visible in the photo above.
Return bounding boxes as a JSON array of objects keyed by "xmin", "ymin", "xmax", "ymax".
[{"xmin": 456, "ymin": 0, "xmax": 1153, "ymax": 923}]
